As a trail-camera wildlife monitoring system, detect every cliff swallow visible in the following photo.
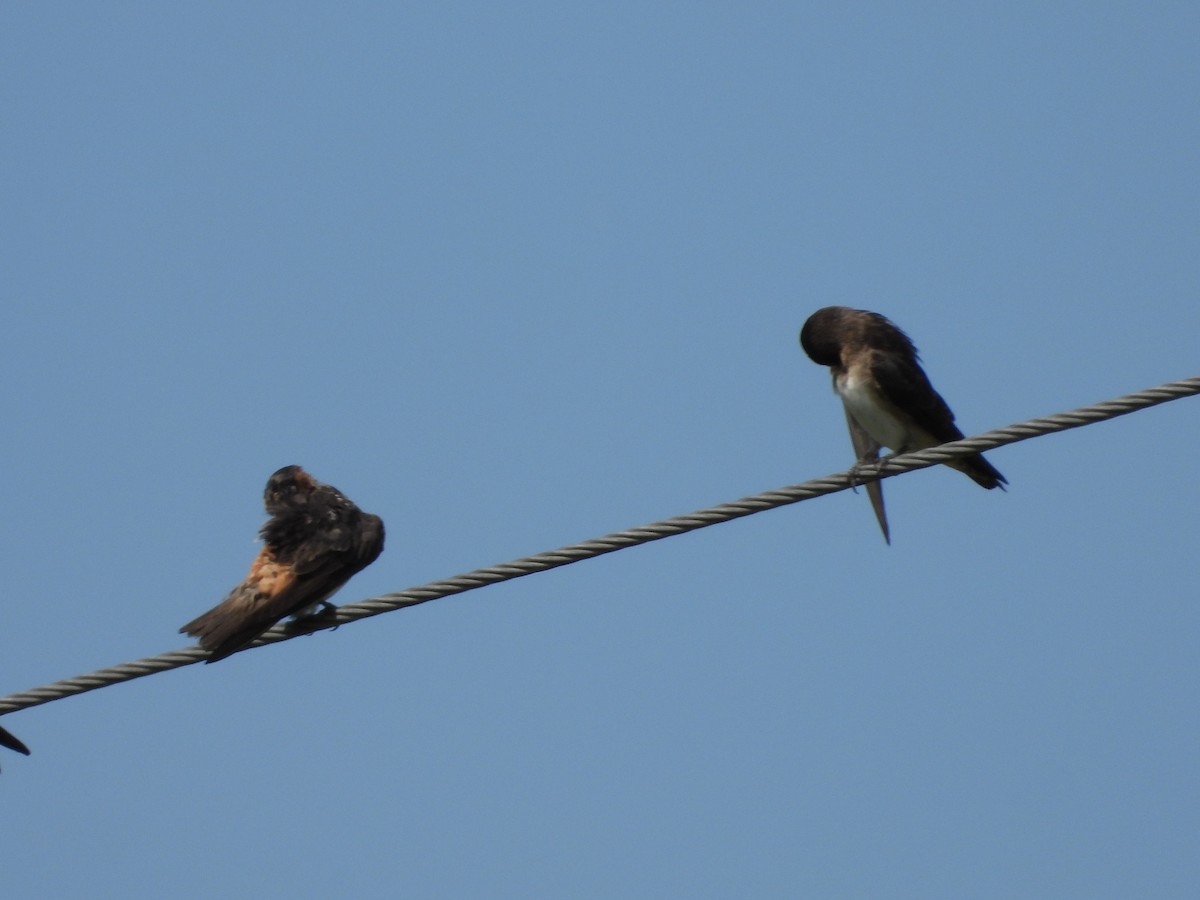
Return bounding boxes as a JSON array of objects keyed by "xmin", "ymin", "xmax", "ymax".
[
  {"xmin": 0, "ymin": 722, "xmax": 30, "ymax": 770},
  {"xmin": 800, "ymin": 306, "xmax": 1006, "ymax": 542},
  {"xmin": 182, "ymin": 465, "xmax": 385, "ymax": 662}
]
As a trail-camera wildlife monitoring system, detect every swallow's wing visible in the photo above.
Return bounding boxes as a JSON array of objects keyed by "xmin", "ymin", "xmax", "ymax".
[
  {"xmin": 869, "ymin": 351, "xmax": 1007, "ymax": 490},
  {"xmin": 182, "ymin": 551, "xmax": 347, "ymax": 662},
  {"xmin": 843, "ymin": 407, "xmax": 890, "ymax": 545},
  {"xmin": 0, "ymin": 723, "xmax": 30, "ymax": 759},
  {"xmin": 869, "ymin": 350, "xmax": 962, "ymax": 444},
  {"xmin": 217, "ymin": 514, "xmax": 383, "ymax": 655},
  {"xmin": 180, "ymin": 550, "xmax": 298, "ymax": 660},
  {"xmin": 182, "ymin": 513, "xmax": 385, "ymax": 662}
]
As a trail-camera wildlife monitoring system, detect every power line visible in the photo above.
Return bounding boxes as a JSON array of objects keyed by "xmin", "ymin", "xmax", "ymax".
[{"xmin": 0, "ymin": 375, "xmax": 1196, "ymax": 717}]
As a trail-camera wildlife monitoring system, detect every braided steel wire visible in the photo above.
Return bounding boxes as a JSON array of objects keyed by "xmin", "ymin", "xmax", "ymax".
[{"xmin": 0, "ymin": 375, "xmax": 1196, "ymax": 716}]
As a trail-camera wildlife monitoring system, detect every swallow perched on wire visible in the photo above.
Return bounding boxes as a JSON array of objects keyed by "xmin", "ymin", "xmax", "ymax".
[
  {"xmin": 182, "ymin": 465, "xmax": 385, "ymax": 662},
  {"xmin": 0, "ymin": 722, "xmax": 30, "ymax": 770},
  {"xmin": 800, "ymin": 306, "xmax": 1006, "ymax": 543}
]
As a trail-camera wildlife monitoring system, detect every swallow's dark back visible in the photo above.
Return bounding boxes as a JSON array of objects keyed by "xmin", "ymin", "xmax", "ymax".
[{"xmin": 261, "ymin": 481, "xmax": 386, "ymax": 575}]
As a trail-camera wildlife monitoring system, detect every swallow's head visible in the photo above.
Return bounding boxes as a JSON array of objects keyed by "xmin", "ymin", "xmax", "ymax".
[
  {"xmin": 264, "ymin": 465, "xmax": 319, "ymax": 513},
  {"xmin": 799, "ymin": 306, "xmax": 854, "ymax": 367}
]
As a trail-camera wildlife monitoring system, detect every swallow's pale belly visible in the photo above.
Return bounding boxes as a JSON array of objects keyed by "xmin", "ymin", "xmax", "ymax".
[{"xmin": 836, "ymin": 371, "xmax": 912, "ymax": 452}]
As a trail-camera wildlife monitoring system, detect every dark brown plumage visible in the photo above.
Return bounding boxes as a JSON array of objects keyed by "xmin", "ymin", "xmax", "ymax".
[
  {"xmin": 181, "ymin": 465, "xmax": 385, "ymax": 662},
  {"xmin": 800, "ymin": 306, "xmax": 1006, "ymax": 541}
]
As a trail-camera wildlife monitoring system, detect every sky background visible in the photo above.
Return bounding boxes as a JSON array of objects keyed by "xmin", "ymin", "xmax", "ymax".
[{"xmin": 2, "ymin": 3, "xmax": 1198, "ymax": 897}]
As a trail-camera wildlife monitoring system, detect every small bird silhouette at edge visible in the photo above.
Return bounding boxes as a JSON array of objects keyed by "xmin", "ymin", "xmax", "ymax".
[{"xmin": 0, "ymin": 722, "xmax": 30, "ymax": 770}]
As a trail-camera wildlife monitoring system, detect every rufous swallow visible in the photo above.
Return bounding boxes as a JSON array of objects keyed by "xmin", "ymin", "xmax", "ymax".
[
  {"xmin": 800, "ymin": 306, "xmax": 1006, "ymax": 543},
  {"xmin": 0, "ymin": 722, "xmax": 30, "ymax": 770},
  {"xmin": 182, "ymin": 465, "xmax": 385, "ymax": 662}
]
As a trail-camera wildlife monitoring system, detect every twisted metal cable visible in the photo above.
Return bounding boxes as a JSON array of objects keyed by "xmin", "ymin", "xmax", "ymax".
[{"xmin": 1, "ymin": 375, "xmax": 1197, "ymax": 717}]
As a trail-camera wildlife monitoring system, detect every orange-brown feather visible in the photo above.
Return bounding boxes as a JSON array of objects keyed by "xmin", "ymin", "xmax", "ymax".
[{"xmin": 245, "ymin": 548, "xmax": 297, "ymax": 599}]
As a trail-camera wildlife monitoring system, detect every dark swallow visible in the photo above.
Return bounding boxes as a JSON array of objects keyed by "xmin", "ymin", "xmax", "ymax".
[
  {"xmin": 0, "ymin": 722, "xmax": 30, "ymax": 770},
  {"xmin": 181, "ymin": 465, "xmax": 385, "ymax": 662},
  {"xmin": 800, "ymin": 306, "xmax": 1006, "ymax": 542}
]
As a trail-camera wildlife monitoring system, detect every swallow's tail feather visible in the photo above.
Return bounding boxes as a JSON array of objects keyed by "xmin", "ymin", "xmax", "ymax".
[
  {"xmin": 180, "ymin": 586, "xmax": 275, "ymax": 662},
  {"xmin": 864, "ymin": 478, "xmax": 891, "ymax": 544},
  {"xmin": 947, "ymin": 453, "xmax": 1007, "ymax": 490},
  {"xmin": 844, "ymin": 409, "xmax": 891, "ymax": 544}
]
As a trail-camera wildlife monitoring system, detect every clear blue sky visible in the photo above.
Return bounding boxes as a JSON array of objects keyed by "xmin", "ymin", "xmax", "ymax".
[{"xmin": 3, "ymin": 4, "xmax": 1198, "ymax": 897}]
